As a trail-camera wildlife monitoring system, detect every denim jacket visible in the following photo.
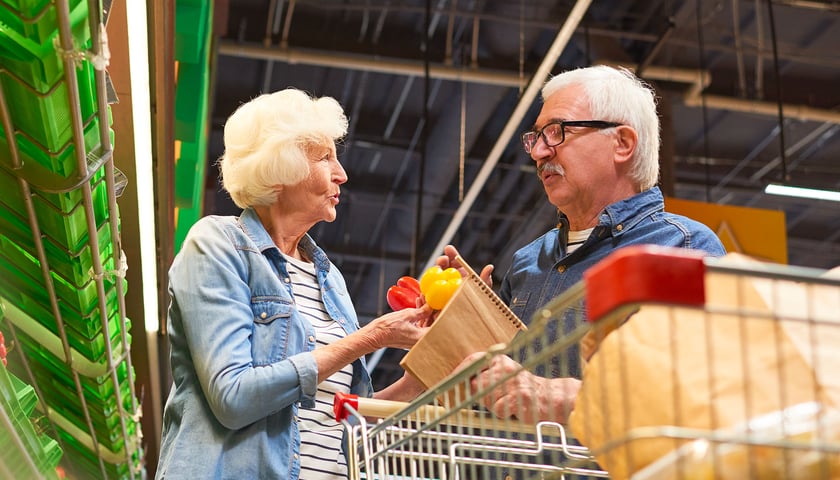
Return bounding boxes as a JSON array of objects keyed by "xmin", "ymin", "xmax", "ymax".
[
  {"xmin": 499, "ymin": 187, "xmax": 726, "ymax": 378},
  {"xmin": 156, "ymin": 208, "xmax": 372, "ymax": 479}
]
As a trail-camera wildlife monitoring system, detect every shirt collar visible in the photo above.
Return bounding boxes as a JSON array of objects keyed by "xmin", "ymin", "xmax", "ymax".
[
  {"xmin": 238, "ymin": 207, "xmax": 332, "ymax": 272},
  {"xmin": 599, "ymin": 186, "xmax": 664, "ymax": 235},
  {"xmin": 555, "ymin": 186, "xmax": 665, "ymax": 248}
]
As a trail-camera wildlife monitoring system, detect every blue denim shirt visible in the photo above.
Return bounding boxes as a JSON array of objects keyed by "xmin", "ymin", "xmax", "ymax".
[
  {"xmin": 499, "ymin": 187, "xmax": 726, "ymax": 378},
  {"xmin": 156, "ymin": 208, "xmax": 372, "ymax": 479}
]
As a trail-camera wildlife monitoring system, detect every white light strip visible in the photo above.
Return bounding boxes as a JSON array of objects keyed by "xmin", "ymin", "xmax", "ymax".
[
  {"xmin": 765, "ymin": 183, "xmax": 840, "ymax": 202},
  {"xmin": 125, "ymin": 0, "xmax": 160, "ymax": 332}
]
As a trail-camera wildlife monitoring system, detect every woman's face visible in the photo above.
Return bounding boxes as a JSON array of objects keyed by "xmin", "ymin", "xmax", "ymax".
[{"xmin": 278, "ymin": 142, "xmax": 348, "ymax": 224}]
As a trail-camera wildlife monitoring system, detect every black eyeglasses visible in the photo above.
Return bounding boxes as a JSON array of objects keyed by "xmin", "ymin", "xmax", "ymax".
[{"xmin": 521, "ymin": 120, "xmax": 623, "ymax": 153}]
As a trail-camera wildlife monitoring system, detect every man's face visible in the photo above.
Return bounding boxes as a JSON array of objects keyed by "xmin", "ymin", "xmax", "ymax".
[{"xmin": 528, "ymin": 85, "xmax": 617, "ymax": 212}]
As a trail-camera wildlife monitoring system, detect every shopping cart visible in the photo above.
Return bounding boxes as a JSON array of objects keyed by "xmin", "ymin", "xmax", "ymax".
[{"xmin": 334, "ymin": 246, "xmax": 840, "ymax": 479}]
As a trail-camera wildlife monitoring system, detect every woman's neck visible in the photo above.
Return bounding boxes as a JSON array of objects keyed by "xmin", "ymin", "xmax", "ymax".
[{"xmin": 254, "ymin": 205, "xmax": 310, "ymax": 260}]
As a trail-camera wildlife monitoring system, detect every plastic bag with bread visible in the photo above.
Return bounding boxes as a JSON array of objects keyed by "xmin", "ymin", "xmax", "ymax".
[
  {"xmin": 633, "ymin": 402, "xmax": 840, "ymax": 480},
  {"xmin": 569, "ymin": 253, "xmax": 840, "ymax": 478}
]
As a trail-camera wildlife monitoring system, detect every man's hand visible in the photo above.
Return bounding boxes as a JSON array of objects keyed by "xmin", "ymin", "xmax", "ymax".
[
  {"xmin": 435, "ymin": 245, "xmax": 494, "ymax": 287},
  {"xmin": 463, "ymin": 352, "xmax": 581, "ymax": 424}
]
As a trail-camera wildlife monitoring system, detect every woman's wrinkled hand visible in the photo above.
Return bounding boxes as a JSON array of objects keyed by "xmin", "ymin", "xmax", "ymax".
[{"xmin": 368, "ymin": 305, "xmax": 433, "ymax": 350}]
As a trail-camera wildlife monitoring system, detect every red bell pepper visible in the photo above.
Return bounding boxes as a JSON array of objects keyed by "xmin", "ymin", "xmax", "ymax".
[{"xmin": 386, "ymin": 276, "xmax": 421, "ymax": 311}]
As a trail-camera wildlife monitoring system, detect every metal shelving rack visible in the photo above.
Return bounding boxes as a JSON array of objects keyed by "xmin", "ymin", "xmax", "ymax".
[{"xmin": 0, "ymin": 0, "xmax": 144, "ymax": 477}]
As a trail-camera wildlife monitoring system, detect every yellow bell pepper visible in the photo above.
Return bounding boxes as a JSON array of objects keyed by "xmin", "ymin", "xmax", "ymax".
[{"xmin": 419, "ymin": 266, "xmax": 462, "ymax": 310}]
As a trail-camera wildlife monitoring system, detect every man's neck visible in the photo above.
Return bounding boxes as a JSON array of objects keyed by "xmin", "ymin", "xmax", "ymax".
[{"xmin": 561, "ymin": 184, "xmax": 642, "ymax": 230}]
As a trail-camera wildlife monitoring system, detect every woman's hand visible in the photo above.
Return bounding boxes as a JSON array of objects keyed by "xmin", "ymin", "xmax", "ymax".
[
  {"xmin": 314, "ymin": 305, "xmax": 432, "ymax": 384},
  {"xmin": 366, "ymin": 305, "xmax": 433, "ymax": 350}
]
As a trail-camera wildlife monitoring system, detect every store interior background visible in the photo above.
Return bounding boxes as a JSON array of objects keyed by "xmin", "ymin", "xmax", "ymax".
[
  {"xmin": 2, "ymin": 0, "xmax": 839, "ymax": 478},
  {"xmin": 204, "ymin": 0, "xmax": 840, "ymax": 394}
]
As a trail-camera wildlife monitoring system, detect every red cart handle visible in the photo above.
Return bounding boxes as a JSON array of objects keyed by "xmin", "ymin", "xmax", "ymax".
[
  {"xmin": 585, "ymin": 245, "xmax": 707, "ymax": 322},
  {"xmin": 334, "ymin": 392, "xmax": 359, "ymax": 422}
]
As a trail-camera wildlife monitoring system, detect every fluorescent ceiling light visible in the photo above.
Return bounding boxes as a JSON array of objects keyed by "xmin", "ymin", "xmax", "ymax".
[
  {"xmin": 125, "ymin": 0, "xmax": 160, "ymax": 332},
  {"xmin": 765, "ymin": 183, "xmax": 840, "ymax": 202}
]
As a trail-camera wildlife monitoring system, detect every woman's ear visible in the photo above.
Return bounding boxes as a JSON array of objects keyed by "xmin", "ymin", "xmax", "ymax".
[{"xmin": 614, "ymin": 125, "xmax": 638, "ymax": 164}]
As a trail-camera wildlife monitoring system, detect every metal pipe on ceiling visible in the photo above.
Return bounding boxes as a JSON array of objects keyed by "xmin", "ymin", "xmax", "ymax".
[
  {"xmin": 690, "ymin": 95, "xmax": 840, "ymax": 124},
  {"xmin": 754, "ymin": 0, "xmax": 765, "ymax": 98},
  {"xmin": 217, "ymin": 42, "xmax": 527, "ymax": 87},
  {"xmin": 731, "ymin": 0, "xmax": 747, "ymax": 97},
  {"xmin": 220, "ymin": 43, "xmax": 840, "ymax": 126},
  {"xmin": 608, "ymin": 63, "xmax": 840, "ymax": 125},
  {"xmin": 772, "ymin": 0, "xmax": 840, "ymax": 12}
]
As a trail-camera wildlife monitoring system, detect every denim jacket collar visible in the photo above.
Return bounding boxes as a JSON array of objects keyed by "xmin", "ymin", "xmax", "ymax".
[
  {"xmin": 599, "ymin": 186, "xmax": 664, "ymax": 236},
  {"xmin": 554, "ymin": 187, "xmax": 665, "ymax": 259},
  {"xmin": 238, "ymin": 207, "xmax": 332, "ymax": 274}
]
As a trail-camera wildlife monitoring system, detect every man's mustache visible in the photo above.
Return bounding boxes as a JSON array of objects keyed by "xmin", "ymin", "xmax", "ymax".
[{"xmin": 537, "ymin": 163, "xmax": 565, "ymax": 178}]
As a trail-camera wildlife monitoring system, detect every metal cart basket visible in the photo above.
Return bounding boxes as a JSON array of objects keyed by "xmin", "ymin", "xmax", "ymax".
[{"xmin": 334, "ymin": 246, "xmax": 840, "ymax": 479}]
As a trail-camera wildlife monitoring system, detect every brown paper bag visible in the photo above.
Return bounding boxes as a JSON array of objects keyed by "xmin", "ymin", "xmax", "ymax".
[
  {"xmin": 400, "ymin": 257, "xmax": 526, "ymax": 391},
  {"xmin": 569, "ymin": 255, "xmax": 840, "ymax": 479}
]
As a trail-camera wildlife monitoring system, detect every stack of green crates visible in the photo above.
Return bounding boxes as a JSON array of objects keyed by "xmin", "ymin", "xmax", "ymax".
[{"xmin": 0, "ymin": 0, "xmax": 143, "ymax": 477}]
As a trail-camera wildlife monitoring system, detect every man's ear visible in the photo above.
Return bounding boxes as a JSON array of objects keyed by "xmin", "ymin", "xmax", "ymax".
[{"xmin": 614, "ymin": 125, "xmax": 638, "ymax": 164}]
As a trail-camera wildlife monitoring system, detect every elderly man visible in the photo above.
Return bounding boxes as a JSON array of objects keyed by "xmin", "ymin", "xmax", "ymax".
[{"xmin": 440, "ymin": 65, "xmax": 725, "ymax": 423}]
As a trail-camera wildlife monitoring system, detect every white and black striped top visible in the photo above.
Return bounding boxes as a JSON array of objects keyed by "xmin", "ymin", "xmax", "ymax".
[
  {"xmin": 283, "ymin": 253, "xmax": 353, "ymax": 479},
  {"xmin": 567, "ymin": 228, "xmax": 594, "ymax": 254}
]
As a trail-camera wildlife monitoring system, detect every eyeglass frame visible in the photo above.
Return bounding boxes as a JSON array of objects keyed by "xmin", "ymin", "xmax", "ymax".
[{"xmin": 521, "ymin": 120, "xmax": 623, "ymax": 154}]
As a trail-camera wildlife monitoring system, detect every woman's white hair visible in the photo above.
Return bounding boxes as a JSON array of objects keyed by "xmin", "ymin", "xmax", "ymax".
[
  {"xmin": 542, "ymin": 65, "xmax": 661, "ymax": 190},
  {"xmin": 218, "ymin": 88, "xmax": 349, "ymax": 208}
]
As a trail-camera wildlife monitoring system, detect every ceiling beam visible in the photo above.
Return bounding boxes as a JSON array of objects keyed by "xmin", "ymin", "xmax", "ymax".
[{"xmin": 217, "ymin": 42, "xmax": 527, "ymax": 87}]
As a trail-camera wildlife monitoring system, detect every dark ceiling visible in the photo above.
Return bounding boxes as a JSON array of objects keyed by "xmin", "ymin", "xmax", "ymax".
[{"xmin": 204, "ymin": 0, "xmax": 840, "ymax": 385}]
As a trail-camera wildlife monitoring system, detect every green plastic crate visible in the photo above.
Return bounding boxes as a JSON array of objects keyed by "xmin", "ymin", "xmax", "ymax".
[
  {"xmin": 21, "ymin": 357, "xmax": 134, "ymax": 424},
  {"xmin": 0, "ymin": 210, "xmax": 117, "ymax": 287},
  {"xmin": 55, "ymin": 425, "xmax": 139, "ymax": 480},
  {"xmin": 8, "ymin": 370, "xmax": 36, "ymax": 416},
  {"xmin": 0, "ymin": 292, "xmax": 128, "ymax": 362},
  {"xmin": 4, "ymin": 343, "xmax": 136, "ymax": 452},
  {"xmin": 0, "ymin": 111, "xmax": 111, "ymax": 181},
  {"xmin": 0, "ymin": 363, "xmax": 62, "ymax": 478},
  {"xmin": 174, "ymin": 2, "xmax": 210, "ymax": 64},
  {"xmin": 0, "ymin": 192, "xmax": 113, "ymax": 264},
  {"xmin": 0, "ymin": 234, "xmax": 121, "ymax": 315},
  {"xmin": 0, "ymin": 283, "xmax": 124, "ymax": 341},
  {"xmin": 0, "ymin": 153, "xmax": 111, "ymax": 212},
  {"xmin": 0, "ymin": 1, "xmax": 91, "ymax": 92},
  {"xmin": 2, "ymin": 321, "xmax": 133, "ymax": 399},
  {"xmin": 0, "ymin": 0, "xmax": 86, "ymax": 45},
  {"xmin": 0, "ymin": 161, "xmax": 112, "ymax": 252},
  {"xmin": 0, "ymin": 59, "xmax": 97, "ymax": 152}
]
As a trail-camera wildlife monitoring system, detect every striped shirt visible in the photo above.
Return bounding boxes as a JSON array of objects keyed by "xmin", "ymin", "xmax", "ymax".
[
  {"xmin": 567, "ymin": 228, "xmax": 594, "ymax": 254},
  {"xmin": 283, "ymin": 253, "xmax": 352, "ymax": 479}
]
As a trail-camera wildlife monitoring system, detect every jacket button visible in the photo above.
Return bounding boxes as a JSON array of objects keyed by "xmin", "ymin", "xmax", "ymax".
[
  {"xmin": 308, "ymin": 335, "xmax": 315, "ymax": 343},
  {"xmin": 557, "ymin": 265, "xmax": 566, "ymax": 273},
  {"xmin": 284, "ymin": 277, "xmax": 291, "ymax": 283},
  {"xmin": 616, "ymin": 224, "xmax": 623, "ymax": 231},
  {"xmin": 260, "ymin": 312, "xmax": 267, "ymax": 319}
]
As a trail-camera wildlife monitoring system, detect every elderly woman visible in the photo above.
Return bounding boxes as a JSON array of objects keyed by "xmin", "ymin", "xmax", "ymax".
[{"xmin": 155, "ymin": 89, "xmax": 432, "ymax": 479}]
